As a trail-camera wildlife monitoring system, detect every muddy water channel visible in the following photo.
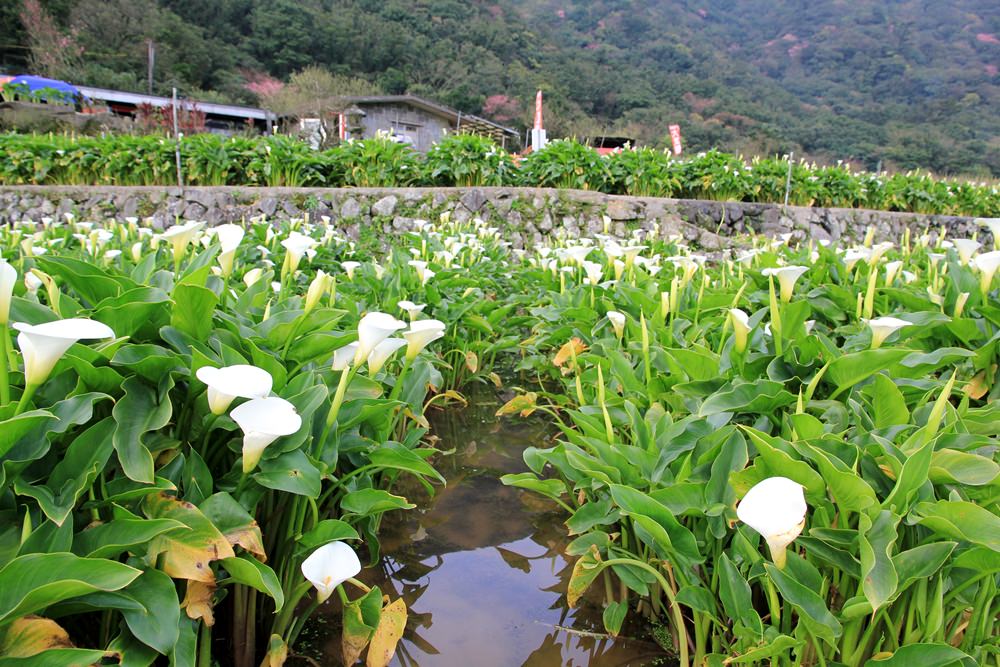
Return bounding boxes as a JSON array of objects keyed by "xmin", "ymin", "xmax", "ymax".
[{"xmin": 302, "ymin": 387, "xmax": 668, "ymax": 666}]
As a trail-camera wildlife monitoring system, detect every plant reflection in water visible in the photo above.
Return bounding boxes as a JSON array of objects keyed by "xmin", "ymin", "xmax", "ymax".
[{"xmin": 298, "ymin": 386, "xmax": 667, "ymax": 666}]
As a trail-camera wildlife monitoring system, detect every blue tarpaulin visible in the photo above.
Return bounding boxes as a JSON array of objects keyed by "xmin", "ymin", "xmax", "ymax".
[{"xmin": 7, "ymin": 75, "xmax": 83, "ymax": 103}]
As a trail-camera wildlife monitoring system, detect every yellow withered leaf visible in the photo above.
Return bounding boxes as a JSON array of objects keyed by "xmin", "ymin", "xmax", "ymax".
[
  {"xmin": 566, "ymin": 545, "xmax": 604, "ymax": 608},
  {"xmin": 964, "ymin": 368, "xmax": 992, "ymax": 400},
  {"xmin": 366, "ymin": 598, "xmax": 408, "ymax": 667},
  {"xmin": 181, "ymin": 581, "xmax": 216, "ymax": 626},
  {"xmin": 403, "ymin": 407, "xmax": 430, "ymax": 429},
  {"xmin": 0, "ymin": 616, "xmax": 74, "ymax": 658},
  {"xmin": 465, "ymin": 350, "xmax": 479, "ymax": 374},
  {"xmin": 143, "ymin": 493, "xmax": 235, "ymax": 583},
  {"xmin": 495, "ymin": 392, "xmax": 538, "ymax": 418},
  {"xmin": 553, "ymin": 337, "xmax": 587, "ymax": 370},
  {"xmin": 260, "ymin": 634, "xmax": 288, "ymax": 667}
]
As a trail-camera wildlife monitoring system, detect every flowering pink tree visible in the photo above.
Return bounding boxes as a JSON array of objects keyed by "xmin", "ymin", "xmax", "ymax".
[
  {"xmin": 242, "ymin": 69, "xmax": 285, "ymax": 101},
  {"xmin": 482, "ymin": 94, "xmax": 521, "ymax": 123}
]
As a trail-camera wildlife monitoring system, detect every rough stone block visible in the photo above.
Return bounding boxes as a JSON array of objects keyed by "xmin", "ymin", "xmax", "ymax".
[{"xmin": 372, "ymin": 195, "xmax": 398, "ymax": 217}]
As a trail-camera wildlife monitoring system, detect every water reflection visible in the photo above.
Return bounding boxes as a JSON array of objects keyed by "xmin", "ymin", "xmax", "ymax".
[{"xmin": 308, "ymin": 390, "xmax": 667, "ymax": 666}]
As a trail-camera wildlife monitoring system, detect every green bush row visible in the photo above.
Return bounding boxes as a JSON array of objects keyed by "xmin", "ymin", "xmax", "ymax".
[{"xmin": 1, "ymin": 132, "xmax": 997, "ymax": 217}]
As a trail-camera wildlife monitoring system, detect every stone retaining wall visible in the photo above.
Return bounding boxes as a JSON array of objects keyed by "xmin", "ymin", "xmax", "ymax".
[{"xmin": 0, "ymin": 185, "xmax": 988, "ymax": 248}]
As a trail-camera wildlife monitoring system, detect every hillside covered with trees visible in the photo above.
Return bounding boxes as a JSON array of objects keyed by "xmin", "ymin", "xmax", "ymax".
[{"xmin": 2, "ymin": 0, "xmax": 998, "ymax": 176}]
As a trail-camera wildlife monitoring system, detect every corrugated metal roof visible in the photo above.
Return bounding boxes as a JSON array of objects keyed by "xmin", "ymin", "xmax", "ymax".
[
  {"xmin": 75, "ymin": 85, "xmax": 271, "ymax": 120},
  {"xmin": 344, "ymin": 95, "xmax": 518, "ymax": 136}
]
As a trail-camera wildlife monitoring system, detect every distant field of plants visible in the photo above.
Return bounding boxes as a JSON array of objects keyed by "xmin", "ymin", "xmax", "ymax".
[
  {"xmin": 1, "ymin": 132, "xmax": 999, "ymax": 217},
  {"xmin": 0, "ymin": 196, "xmax": 998, "ymax": 665}
]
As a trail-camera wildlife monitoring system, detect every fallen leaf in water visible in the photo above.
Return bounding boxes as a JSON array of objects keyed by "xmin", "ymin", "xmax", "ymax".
[{"xmin": 496, "ymin": 392, "xmax": 538, "ymax": 418}]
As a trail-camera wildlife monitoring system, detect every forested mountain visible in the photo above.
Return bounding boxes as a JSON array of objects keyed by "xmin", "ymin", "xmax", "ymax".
[{"xmin": 2, "ymin": 0, "xmax": 998, "ymax": 175}]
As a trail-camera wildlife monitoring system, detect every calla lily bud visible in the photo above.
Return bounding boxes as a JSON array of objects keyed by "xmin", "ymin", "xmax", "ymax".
[
  {"xmin": 866, "ymin": 316, "xmax": 911, "ymax": 349},
  {"xmin": 195, "ymin": 365, "xmax": 273, "ymax": 415},
  {"xmin": 367, "ymin": 338, "xmax": 407, "ymax": 374},
  {"xmin": 230, "ymin": 396, "xmax": 301, "ymax": 472},
  {"xmin": 404, "ymin": 319, "xmax": 446, "ymax": 361},
  {"xmin": 130, "ymin": 242, "xmax": 143, "ymax": 263},
  {"xmin": 607, "ymin": 311, "xmax": 626, "ymax": 339},
  {"xmin": 0, "ymin": 259, "xmax": 16, "ymax": 325},
  {"xmin": 729, "ymin": 308, "xmax": 750, "ymax": 353},
  {"xmin": 304, "ymin": 270, "xmax": 332, "ymax": 314},
  {"xmin": 302, "ymin": 541, "xmax": 362, "ymax": 603},
  {"xmin": 761, "ymin": 266, "xmax": 808, "ymax": 303},
  {"xmin": 954, "ymin": 292, "xmax": 970, "ymax": 318},
  {"xmin": 14, "ymin": 319, "xmax": 115, "ymax": 387},
  {"xmin": 354, "ymin": 312, "xmax": 407, "ymax": 365},
  {"xmin": 736, "ymin": 476, "xmax": 807, "ymax": 569}
]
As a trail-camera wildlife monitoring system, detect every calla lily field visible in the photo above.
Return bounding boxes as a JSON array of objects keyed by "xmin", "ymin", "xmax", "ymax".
[{"xmin": 0, "ymin": 203, "xmax": 997, "ymax": 667}]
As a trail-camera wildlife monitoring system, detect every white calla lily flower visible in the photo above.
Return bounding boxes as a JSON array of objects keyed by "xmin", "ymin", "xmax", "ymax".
[
  {"xmin": 0, "ymin": 259, "xmax": 16, "ymax": 324},
  {"xmin": 736, "ymin": 476, "xmax": 807, "ymax": 569},
  {"xmin": 281, "ymin": 232, "xmax": 318, "ymax": 274},
  {"xmin": 404, "ymin": 319, "xmax": 446, "ymax": 361},
  {"xmin": 331, "ymin": 342, "xmax": 359, "ymax": 371},
  {"xmin": 301, "ymin": 541, "xmax": 362, "ymax": 603},
  {"xmin": 884, "ymin": 260, "xmax": 903, "ymax": 285},
  {"xmin": 397, "ymin": 300, "xmax": 426, "ymax": 321},
  {"xmin": 843, "ymin": 247, "xmax": 871, "ymax": 272},
  {"xmin": 230, "ymin": 397, "xmax": 301, "ymax": 472},
  {"xmin": 214, "ymin": 224, "xmax": 245, "ymax": 277},
  {"xmin": 342, "ymin": 261, "xmax": 361, "ymax": 279},
  {"xmin": 761, "ymin": 266, "xmax": 808, "ymax": 303},
  {"xmin": 581, "ymin": 260, "xmax": 604, "ymax": 286},
  {"xmin": 953, "ymin": 239, "xmax": 981, "ymax": 266},
  {"xmin": 162, "ymin": 221, "xmax": 205, "ymax": 265},
  {"xmin": 243, "ymin": 268, "xmax": 264, "ymax": 288},
  {"xmin": 14, "ymin": 319, "xmax": 115, "ymax": 387},
  {"xmin": 23, "ymin": 271, "xmax": 42, "ymax": 295},
  {"xmin": 195, "ymin": 365, "xmax": 273, "ymax": 415},
  {"xmin": 355, "ymin": 312, "xmax": 407, "ymax": 365},
  {"xmin": 367, "ymin": 338, "xmax": 407, "ymax": 374},
  {"xmin": 607, "ymin": 311, "xmax": 626, "ymax": 339},
  {"xmin": 408, "ymin": 260, "xmax": 428, "ymax": 283},
  {"xmin": 973, "ymin": 250, "xmax": 1000, "ymax": 294},
  {"xmin": 866, "ymin": 316, "xmax": 911, "ymax": 349}
]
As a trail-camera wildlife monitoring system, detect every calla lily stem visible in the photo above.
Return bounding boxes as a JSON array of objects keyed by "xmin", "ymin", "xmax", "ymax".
[
  {"xmin": 0, "ymin": 326, "xmax": 9, "ymax": 405},
  {"xmin": 602, "ymin": 557, "xmax": 689, "ymax": 667},
  {"xmin": 14, "ymin": 383, "xmax": 37, "ymax": 416},
  {"xmin": 317, "ymin": 365, "xmax": 357, "ymax": 456}
]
